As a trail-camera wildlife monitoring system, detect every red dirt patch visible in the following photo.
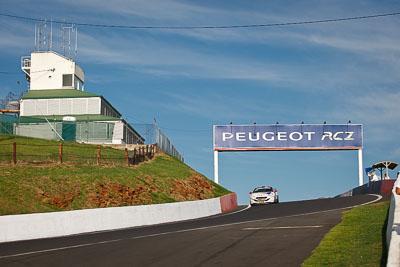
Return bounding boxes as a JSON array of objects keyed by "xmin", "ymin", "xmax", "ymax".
[
  {"xmin": 33, "ymin": 173, "xmax": 216, "ymax": 210},
  {"xmin": 36, "ymin": 188, "xmax": 80, "ymax": 209},
  {"xmin": 88, "ymin": 182, "xmax": 157, "ymax": 207},
  {"xmin": 169, "ymin": 174, "xmax": 214, "ymax": 201}
]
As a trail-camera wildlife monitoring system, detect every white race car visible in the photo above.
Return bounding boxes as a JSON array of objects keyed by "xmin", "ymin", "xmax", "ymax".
[{"xmin": 250, "ymin": 186, "xmax": 279, "ymax": 206}]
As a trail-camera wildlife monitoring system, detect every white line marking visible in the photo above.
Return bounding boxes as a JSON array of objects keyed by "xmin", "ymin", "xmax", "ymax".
[
  {"xmin": 0, "ymin": 239, "xmax": 123, "ymax": 259},
  {"xmin": 0, "ymin": 194, "xmax": 383, "ymax": 260},
  {"xmin": 75, "ymin": 205, "xmax": 252, "ymax": 237},
  {"xmin": 243, "ymin": 226, "xmax": 324, "ymax": 230},
  {"xmin": 217, "ymin": 205, "xmax": 251, "ymax": 217}
]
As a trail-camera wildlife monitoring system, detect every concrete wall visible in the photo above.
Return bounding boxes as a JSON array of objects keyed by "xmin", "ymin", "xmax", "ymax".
[
  {"xmin": 337, "ymin": 179, "xmax": 395, "ymax": 197},
  {"xmin": 386, "ymin": 188, "xmax": 400, "ymax": 266},
  {"xmin": 0, "ymin": 193, "xmax": 237, "ymax": 243},
  {"xmin": 339, "ymin": 180, "xmax": 400, "ymax": 266}
]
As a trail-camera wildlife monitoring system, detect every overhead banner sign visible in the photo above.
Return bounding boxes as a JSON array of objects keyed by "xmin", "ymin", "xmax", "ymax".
[{"xmin": 213, "ymin": 124, "xmax": 363, "ymax": 151}]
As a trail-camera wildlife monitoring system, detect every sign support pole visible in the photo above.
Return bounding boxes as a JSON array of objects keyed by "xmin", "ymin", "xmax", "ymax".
[
  {"xmin": 358, "ymin": 149, "xmax": 363, "ymax": 186},
  {"xmin": 213, "ymin": 124, "xmax": 363, "ymax": 186},
  {"xmin": 214, "ymin": 150, "xmax": 219, "ymax": 184}
]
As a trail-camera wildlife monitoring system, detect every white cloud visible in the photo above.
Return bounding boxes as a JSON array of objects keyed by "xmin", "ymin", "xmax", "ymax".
[
  {"xmin": 0, "ymin": 20, "xmax": 34, "ymax": 51},
  {"xmin": 3, "ymin": 0, "xmax": 400, "ymax": 88},
  {"xmin": 76, "ymin": 31, "xmax": 284, "ymax": 82},
  {"xmin": 346, "ymin": 92, "xmax": 400, "ymax": 126},
  {"xmin": 3, "ymin": 1, "xmax": 400, "ymax": 101},
  {"xmin": 158, "ymin": 91, "xmax": 270, "ymax": 121},
  {"xmin": 391, "ymin": 147, "xmax": 400, "ymax": 158},
  {"xmin": 51, "ymin": 0, "xmax": 285, "ymax": 25},
  {"xmin": 310, "ymin": 90, "xmax": 400, "ymax": 147}
]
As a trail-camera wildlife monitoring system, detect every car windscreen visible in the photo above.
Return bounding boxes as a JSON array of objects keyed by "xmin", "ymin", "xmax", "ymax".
[{"xmin": 253, "ymin": 188, "xmax": 273, "ymax": 193}]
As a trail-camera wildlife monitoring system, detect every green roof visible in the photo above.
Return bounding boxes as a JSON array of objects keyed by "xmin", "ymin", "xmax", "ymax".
[
  {"xmin": 19, "ymin": 115, "xmax": 122, "ymax": 123},
  {"xmin": 22, "ymin": 89, "xmax": 100, "ymax": 99}
]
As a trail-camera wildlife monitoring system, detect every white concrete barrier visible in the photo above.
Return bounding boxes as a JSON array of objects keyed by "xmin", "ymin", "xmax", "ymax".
[
  {"xmin": 0, "ymin": 197, "xmax": 224, "ymax": 243},
  {"xmin": 386, "ymin": 189, "xmax": 400, "ymax": 267}
]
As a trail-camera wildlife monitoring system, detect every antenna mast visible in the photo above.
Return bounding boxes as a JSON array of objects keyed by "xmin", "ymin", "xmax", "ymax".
[
  {"xmin": 61, "ymin": 24, "xmax": 78, "ymax": 59},
  {"xmin": 31, "ymin": 19, "xmax": 79, "ymax": 58},
  {"xmin": 34, "ymin": 19, "xmax": 53, "ymax": 52}
]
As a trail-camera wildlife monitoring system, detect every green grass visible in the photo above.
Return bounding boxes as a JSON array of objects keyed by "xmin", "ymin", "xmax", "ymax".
[
  {"xmin": 0, "ymin": 134, "xmax": 232, "ymax": 215},
  {"xmin": 302, "ymin": 201, "xmax": 390, "ymax": 267},
  {"xmin": 0, "ymin": 134, "xmax": 126, "ymax": 164}
]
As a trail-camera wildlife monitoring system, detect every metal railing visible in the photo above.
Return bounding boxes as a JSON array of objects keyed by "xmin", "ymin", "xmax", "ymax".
[
  {"xmin": 131, "ymin": 123, "xmax": 184, "ymax": 162},
  {"xmin": 21, "ymin": 56, "xmax": 31, "ymax": 68}
]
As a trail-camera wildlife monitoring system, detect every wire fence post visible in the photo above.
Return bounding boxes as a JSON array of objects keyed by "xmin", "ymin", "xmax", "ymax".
[
  {"xmin": 97, "ymin": 146, "xmax": 101, "ymax": 165},
  {"xmin": 125, "ymin": 148, "xmax": 129, "ymax": 167},
  {"xmin": 1, "ymin": 142, "xmax": 159, "ymax": 166},
  {"xmin": 59, "ymin": 143, "xmax": 63, "ymax": 164},
  {"xmin": 12, "ymin": 142, "xmax": 16, "ymax": 165}
]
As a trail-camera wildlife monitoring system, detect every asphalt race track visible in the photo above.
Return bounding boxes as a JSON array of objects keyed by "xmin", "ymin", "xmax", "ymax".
[{"xmin": 0, "ymin": 194, "xmax": 381, "ymax": 267}]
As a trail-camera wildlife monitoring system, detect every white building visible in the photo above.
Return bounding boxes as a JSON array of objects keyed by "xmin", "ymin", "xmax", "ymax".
[
  {"xmin": 16, "ymin": 51, "xmax": 144, "ymax": 144},
  {"xmin": 22, "ymin": 52, "xmax": 84, "ymax": 91}
]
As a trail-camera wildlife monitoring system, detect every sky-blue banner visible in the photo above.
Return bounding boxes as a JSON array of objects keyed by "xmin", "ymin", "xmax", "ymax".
[{"xmin": 213, "ymin": 124, "xmax": 363, "ymax": 151}]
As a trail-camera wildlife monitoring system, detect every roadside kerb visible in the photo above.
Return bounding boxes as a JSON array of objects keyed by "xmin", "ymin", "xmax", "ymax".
[
  {"xmin": 220, "ymin": 193, "xmax": 238, "ymax": 213},
  {"xmin": 0, "ymin": 193, "xmax": 237, "ymax": 243}
]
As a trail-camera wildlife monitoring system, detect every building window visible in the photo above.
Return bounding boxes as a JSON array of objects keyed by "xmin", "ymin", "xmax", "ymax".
[
  {"xmin": 74, "ymin": 75, "xmax": 84, "ymax": 90},
  {"xmin": 63, "ymin": 74, "xmax": 73, "ymax": 87}
]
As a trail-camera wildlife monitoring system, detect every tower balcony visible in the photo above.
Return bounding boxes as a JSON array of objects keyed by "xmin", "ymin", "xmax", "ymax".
[{"xmin": 21, "ymin": 56, "xmax": 31, "ymax": 76}]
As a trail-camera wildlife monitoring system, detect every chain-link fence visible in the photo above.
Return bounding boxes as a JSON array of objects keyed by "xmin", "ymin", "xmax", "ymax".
[
  {"xmin": 131, "ymin": 123, "xmax": 184, "ymax": 162},
  {"xmin": 155, "ymin": 127, "xmax": 184, "ymax": 162},
  {"xmin": 0, "ymin": 115, "xmax": 184, "ymax": 162},
  {"xmin": 0, "ymin": 114, "xmax": 16, "ymax": 134},
  {"xmin": 14, "ymin": 120, "xmax": 116, "ymax": 143}
]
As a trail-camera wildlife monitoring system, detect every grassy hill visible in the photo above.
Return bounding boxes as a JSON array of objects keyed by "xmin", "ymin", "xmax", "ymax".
[{"xmin": 0, "ymin": 134, "xmax": 231, "ymax": 215}]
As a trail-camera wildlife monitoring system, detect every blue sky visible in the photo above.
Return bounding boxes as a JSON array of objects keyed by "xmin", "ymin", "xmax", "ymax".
[{"xmin": 1, "ymin": 0, "xmax": 400, "ymax": 204}]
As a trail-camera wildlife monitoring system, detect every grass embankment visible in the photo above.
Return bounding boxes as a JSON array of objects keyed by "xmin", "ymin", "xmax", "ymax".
[
  {"xmin": 0, "ymin": 134, "xmax": 127, "ymax": 164},
  {"xmin": 0, "ymin": 135, "xmax": 231, "ymax": 215},
  {"xmin": 302, "ymin": 201, "xmax": 390, "ymax": 267}
]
